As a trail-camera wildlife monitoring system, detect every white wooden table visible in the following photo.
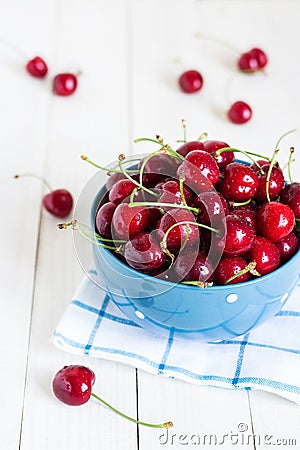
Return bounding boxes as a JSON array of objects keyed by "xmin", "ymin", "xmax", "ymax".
[{"xmin": 2, "ymin": 1, "xmax": 300, "ymax": 449}]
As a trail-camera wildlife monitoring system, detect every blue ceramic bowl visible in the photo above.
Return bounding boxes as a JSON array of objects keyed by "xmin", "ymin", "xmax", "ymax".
[{"xmin": 91, "ymin": 184, "xmax": 300, "ymax": 342}]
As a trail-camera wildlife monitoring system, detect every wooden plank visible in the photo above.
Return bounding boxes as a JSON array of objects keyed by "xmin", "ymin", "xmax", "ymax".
[
  {"xmin": 19, "ymin": 1, "xmax": 137, "ymax": 449},
  {"xmin": 248, "ymin": 391, "xmax": 300, "ymax": 449},
  {"xmin": 0, "ymin": 1, "xmax": 57, "ymax": 449}
]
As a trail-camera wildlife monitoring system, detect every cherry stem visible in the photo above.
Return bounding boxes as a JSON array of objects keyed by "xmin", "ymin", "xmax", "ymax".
[
  {"xmin": 160, "ymin": 221, "xmax": 220, "ymax": 254},
  {"xmin": 14, "ymin": 173, "xmax": 53, "ymax": 191},
  {"xmin": 129, "ymin": 201, "xmax": 199, "ymax": 214},
  {"xmin": 229, "ymin": 199, "xmax": 252, "ymax": 207},
  {"xmin": 118, "ymin": 157, "xmax": 159, "ymax": 199},
  {"xmin": 224, "ymin": 262, "xmax": 260, "ymax": 284},
  {"xmin": 81, "ymin": 155, "xmax": 139, "ymax": 174},
  {"xmin": 134, "ymin": 136, "xmax": 184, "ymax": 162},
  {"xmin": 194, "ymin": 32, "xmax": 241, "ymax": 55},
  {"xmin": 214, "ymin": 147, "xmax": 270, "ymax": 169},
  {"xmin": 274, "ymin": 129, "xmax": 297, "ymax": 151},
  {"xmin": 138, "ymin": 147, "xmax": 168, "ymax": 193},
  {"xmin": 181, "ymin": 118, "xmax": 187, "ymax": 143},
  {"xmin": 181, "ymin": 281, "xmax": 213, "ymax": 288},
  {"xmin": 91, "ymin": 393, "xmax": 173, "ymax": 429},
  {"xmin": 266, "ymin": 149, "xmax": 279, "ymax": 203},
  {"xmin": 179, "ymin": 174, "xmax": 188, "ymax": 207},
  {"xmin": 56, "ymin": 220, "xmax": 125, "ymax": 251},
  {"xmin": 197, "ymin": 132, "xmax": 208, "ymax": 142},
  {"xmin": 288, "ymin": 147, "xmax": 295, "ymax": 183}
]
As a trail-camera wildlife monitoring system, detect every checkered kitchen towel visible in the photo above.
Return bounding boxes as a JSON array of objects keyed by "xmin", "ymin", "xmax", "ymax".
[{"xmin": 52, "ymin": 273, "xmax": 300, "ymax": 404}]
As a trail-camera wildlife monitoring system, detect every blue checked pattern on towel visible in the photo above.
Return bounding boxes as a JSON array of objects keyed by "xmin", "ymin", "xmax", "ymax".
[{"xmin": 52, "ymin": 273, "xmax": 300, "ymax": 404}]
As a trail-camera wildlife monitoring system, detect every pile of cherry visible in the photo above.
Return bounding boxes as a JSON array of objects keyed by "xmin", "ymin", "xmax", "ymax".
[{"xmin": 93, "ymin": 136, "xmax": 300, "ymax": 286}]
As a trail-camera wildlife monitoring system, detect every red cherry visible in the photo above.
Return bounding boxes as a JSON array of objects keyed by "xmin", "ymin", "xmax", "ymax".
[
  {"xmin": 223, "ymin": 214, "xmax": 255, "ymax": 256},
  {"xmin": 156, "ymin": 208, "xmax": 199, "ymax": 253},
  {"xmin": 52, "ymin": 365, "xmax": 95, "ymax": 406},
  {"xmin": 43, "ymin": 189, "xmax": 73, "ymax": 218},
  {"xmin": 53, "ymin": 73, "xmax": 78, "ymax": 96},
  {"xmin": 177, "ymin": 150, "xmax": 220, "ymax": 193},
  {"xmin": 109, "ymin": 179, "xmax": 136, "ymax": 205},
  {"xmin": 230, "ymin": 205, "xmax": 258, "ymax": 233},
  {"xmin": 281, "ymin": 182, "xmax": 300, "ymax": 219},
  {"xmin": 112, "ymin": 203, "xmax": 149, "ymax": 240},
  {"xmin": 124, "ymin": 232, "xmax": 165, "ymax": 271},
  {"xmin": 194, "ymin": 191, "xmax": 229, "ymax": 226},
  {"xmin": 219, "ymin": 162, "xmax": 259, "ymax": 202},
  {"xmin": 227, "ymin": 101, "xmax": 252, "ymax": 124},
  {"xmin": 106, "ymin": 172, "xmax": 126, "ymax": 191},
  {"xmin": 238, "ymin": 48, "xmax": 268, "ymax": 72},
  {"xmin": 174, "ymin": 251, "xmax": 214, "ymax": 283},
  {"xmin": 26, "ymin": 56, "xmax": 48, "ymax": 78},
  {"xmin": 203, "ymin": 140, "xmax": 234, "ymax": 169},
  {"xmin": 248, "ymin": 236, "xmax": 280, "ymax": 275},
  {"xmin": 179, "ymin": 70, "xmax": 203, "ymax": 93},
  {"xmin": 257, "ymin": 202, "xmax": 295, "ymax": 242},
  {"xmin": 275, "ymin": 232, "xmax": 299, "ymax": 262},
  {"xmin": 238, "ymin": 52, "xmax": 260, "ymax": 72},
  {"xmin": 95, "ymin": 202, "xmax": 116, "ymax": 239},
  {"xmin": 138, "ymin": 154, "xmax": 178, "ymax": 185},
  {"xmin": 255, "ymin": 164, "xmax": 285, "ymax": 202},
  {"xmin": 215, "ymin": 256, "xmax": 250, "ymax": 285},
  {"xmin": 250, "ymin": 160, "xmax": 270, "ymax": 174},
  {"xmin": 159, "ymin": 180, "xmax": 194, "ymax": 207},
  {"xmin": 250, "ymin": 48, "xmax": 268, "ymax": 68},
  {"xmin": 176, "ymin": 141, "xmax": 204, "ymax": 157}
]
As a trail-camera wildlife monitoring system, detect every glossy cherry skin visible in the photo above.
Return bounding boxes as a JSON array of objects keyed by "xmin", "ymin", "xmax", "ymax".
[
  {"xmin": 52, "ymin": 365, "xmax": 95, "ymax": 406},
  {"xmin": 106, "ymin": 172, "xmax": 126, "ymax": 191},
  {"xmin": 176, "ymin": 141, "xmax": 204, "ymax": 157},
  {"xmin": 223, "ymin": 214, "xmax": 255, "ymax": 256},
  {"xmin": 227, "ymin": 101, "xmax": 252, "ymax": 124},
  {"xmin": 159, "ymin": 180, "xmax": 194, "ymax": 207},
  {"xmin": 215, "ymin": 256, "xmax": 250, "ymax": 285},
  {"xmin": 177, "ymin": 150, "xmax": 220, "ymax": 193},
  {"xmin": 95, "ymin": 202, "xmax": 116, "ymax": 239},
  {"xmin": 53, "ymin": 73, "xmax": 78, "ymax": 96},
  {"xmin": 156, "ymin": 208, "xmax": 199, "ymax": 253},
  {"xmin": 203, "ymin": 140, "xmax": 234, "ymax": 170},
  {"xmin": 275, "ymin": 232, "xmax": 299, "ymax": 262},
  {"xmin": 194, "ymin": 191, "xmax": 228, "ymax": 226},
  {"xmin": 179, "ymin": 70, "xmax": 203, "ymax": 93},
  {"xmin": 238, "ymin": 48, "xmax": 268, "ymax": 72},
  {"xmin": 112, "ymin": 203, "xmax": 149, "ymax": 240},
  {"xmin": 124, "ymin": 232, "xmax": 165, "ymax": 271},
  {"xmin": 26, "ymin": 56, "xmax": 48, "ymax": 78},
  {"xmin": 138, "ymin": 154, "xmax": 178, "ymax": 185},
  {"xmin": 230, "ymin": 205, "xmax": 258, "ymax": 233},
  {"xmin": 173, "ymin": 251, "xmax": 214, "ymax": 282},
  {"xmin": 250, "ymin": 159, "xmax": 270, "ymax": 174},
  {"xmin": 43, "ymin": 189, "xmax": 73, "ymax": 218},
  {"xmin": 255, "ymin": 165, "xmax": 285, "ymax": 203},
  {"xmin": 109, "ymin": 179, "xmax": 136, "ymax": 205},
  {"xmin": 248, "ymin": 236, "xmax": 280, "ymax": 275},
  {"xmin": 219, "ymin": 162, "xmax": 259, "ymax": 202},
  {"xmin": 257, "ymin": 202, "xmax": 295, "ymax": 242},
  {"xmin": 281, "ymin": 182, "xmax": 300, "ymax": 219}
]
